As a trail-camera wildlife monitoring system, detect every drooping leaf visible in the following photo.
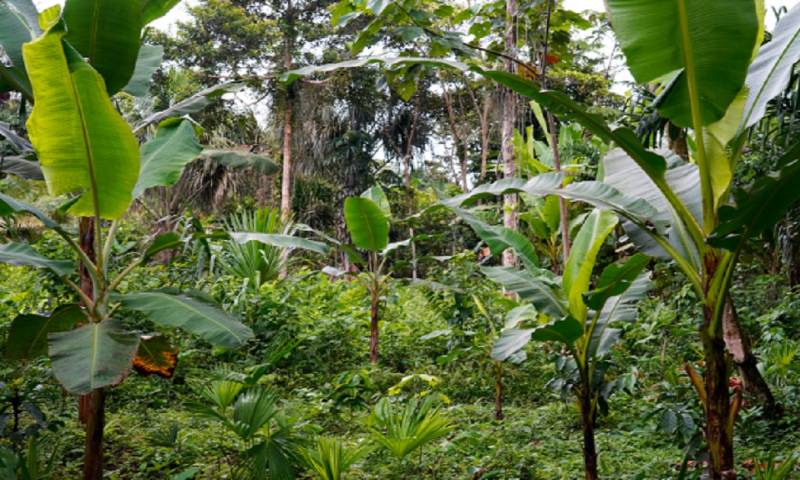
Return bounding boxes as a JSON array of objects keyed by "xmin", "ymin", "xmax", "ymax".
[
  {"xmin": 48, "ymin": 318, "xmax": 140, "ymax": 395},
  {"xmin": 117, "ymin": 290, "xmax": 254, "ymax": 349},
  {"xmin": 382, "ymin": 239, "xmax": 411, "ymax": 256},
  {"xmin": 741, "ymin": 4, "xmax": 800, "ymax": 130},
  {"xmin": 0, "ymin": 0, "xmax": 41, "ymax": 99},
  {"xmin": 584, "ymin": 253, "xmax": 650, "ymax": 310},
  {"xmin": 123, "ymin": 44, "xmax": 164, "ymax": 97},
  {"xmin": 603, "ymin": 148, "xmax": 701, "ymax": 267},
  {"xmin": 710, "ymin": 141, "xmax": 800, "ymax": 249},
  {"xmin": 143, "ymin": 232, "xmax": 183, "ymax": 261},
  {"xmin": 135, "ymin": 82, "xmax": 242, "ymax": 131},
  {"xmin": 557, "ymin": 181, "xmax": 663, "ymax": 232},
  {"xmin": 530, "ymin": 316, "xmax": 584, "ymax": 345},
  {"xmin": 5, "ymin": 304, "xmax": 84, "ymax": 360},
  {"xmin": 0, "ymin": 122, "xmax": 33, "ymax": 152},
  {"xmin": 492, "ymin": 328, "xmax": 534, "ymax": 362},
  {"xmin": 475, "ymin": 70, "xmax": 668, "ymax": 182},
  {"xmin": 563, "ymin": 209, "xmax": 618, "ymax": 321},
  {"xmin": 0, "ymin": 156, "xmax": 43, "ymax": 180},
  {"xmin": 62, "ymin": 0, "xmax": 143, "ymax": 94},
  {"xmin": 446, "ymin": 206, "xmax": 539, "ymax": 270},
  {"xmin": 588, "ymin": 273, "xmax": 652, "ymax": 359},
  {"xmin": 607, "ymin": 0, "xmax": 758, "ymax": 127},
  {"xmin": 706, "ymin": 90, "xmax": 747, "ymax": 206},
  {"xmin": 492, "ymin": 316, "xmax": 583, "ymax": 362},
  {"xmin": 133, "ymin": 335, "xmax": 178, "ymax": 379},
  {"xmin": 23, "ymin": 13, "xmax": 140, "ymax": 219},
  {"xmin": 0, "ymin": 192, "xmax": 60, "ymax": 229},
  {"xmin": 480, "ymin": 266, "xmax": 567, "ymax": 318},
  {"xmin": 134, "ymin": 118, "xmax": 202, "ymax": 198},
  {"xmin": 361, "ymin": 185, "xmax": 391, "ymax": 218},
  {"xmin": 281, "ymin": 56, "xmax": 467, "ymax": 85},
  {"xmin": 445, "ymin": 173, "xmax": 563, "ymax": 207},
  {"xmin": 228, "ymin": 233, "xmax": 330, "ymax": 255},
  {"xmin": 140, "ymin": 0, "xmax": 181, "ymax": 25},
  {"xmin": 200, "ymin": 149, "xmax": 279, "ymax": 175},
  {"xmin": 344, "ymin": 197, "xmax": 389, "ymax": 252},
  {"xmin": 0, "ymin": 242, "xmax": 75, "ymax": 276}
]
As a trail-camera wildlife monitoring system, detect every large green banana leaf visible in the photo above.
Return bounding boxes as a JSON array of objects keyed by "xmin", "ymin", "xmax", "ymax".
[
  {"xmin": 23, "ymin": 10, "xmax": 140, "ymax": 219},
  {"xmin": 446, "ymin": 205, "xmax": 539, "ymax": 271},
  {"xmin": 740, "ymin": 4, "xmax": 800, "ymax": 131},
  {"xmin": 0, "ymin": 0, "xmax": 40, "ymax": 99},
  {"xmin": 134, "ymin": 118, "xmax": 203, "ymax": 198},
  {"xmin": 48, "ymin": 318, "xmax": 140, "ymax": 395},
  {"xmin": 362, "ymin": 185, "xmax": 392, "ymax": 218},
  {"xmin": 5, "ymin": 304, "xmax": 84, "ymax": 360},
  {"xmin": 563, "ymin": 209, "xmax": 618, "ymax": 322},
  {"xmin": 607, "ymin": 0, "xmax": 759, "ymax": 127},
  {"xmin": 602, "ymin": 149, "xmax": 702, "ymax": 269},
  {"xmin": 344, "ymin": 197, "xmax": 390, "ymax": 252},
  {"xmin": 587, "ymin": 272, "xmax": 651, "ymax": 359},
  {"xmin": 141, "ymin": 0, "xmax": 181, "ymax": 26},
  {"xmin": 0, "ymin": 242, "xmax": 75, "ymax": 276},
  {"xmin": 0, "ymin": 192, "xmax": 60, "ymax": 229},
  {"xmin": 123, "ymin": 44, "xmax": 164, "ymax": 97},
  {"xmin": 117, "ymin": 290, "xmax": 254, "ymax": 349},
  {"xmin": 63, "ymin": 0, "xmax": 143, "ymax": 94},
  {"xmin": 710, "ymin": 141, "xmax": 800, "ymax": 250},
  {"xmin": 480, "ymin": 266, "xmax": 567, "ymax": 319}
]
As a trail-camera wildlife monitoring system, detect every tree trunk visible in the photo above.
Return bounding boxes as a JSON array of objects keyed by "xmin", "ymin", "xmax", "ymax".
[
  {"xmin": 541, "ymin": 0, "xmax": 570, "ymax": 261},
  {"xmin": 480, "ymin": 99, "xmax": 491, "ymax": 181},
  {"xmin": 722, "ymin": 299, "xmax": 780, "ymax": 416},
  {"xmin": 369, "ymin": 281, "xmax": 380, "ymax": 364},
  {"xmin": 494, "ymin": 361, "xmax": 504, "ymax": 420},
  {"xmin": 280, "ymin": 91, "xmax": 293, "ymax": 221},
  {"xmin": 501, "ymin": 0, "xmax": 518, "ymax": 268},
  {"xmin": 402, "ymin": 99, "xmax": 420, "ymax": 187},
  {"xmin": 442, "ymin": 79, "xmax": 469, "ymax": 191},
  {"xmin": 579, "ymin": 389, "xmax": 598, "ymax": 480},
  {"xmin": 280, "ymin": 0, "xmax": 294, "ymax": 222},
  {"xmin": 82, "ymin": 389, "xmax": 105, "ymax": 480},
  {"xmin": 702, "ymin": 304, "xmax": 736, "ymax": 479},
  {"xmin": 78, "ymin": 217, "xmax": 104, "ymax": 480}
]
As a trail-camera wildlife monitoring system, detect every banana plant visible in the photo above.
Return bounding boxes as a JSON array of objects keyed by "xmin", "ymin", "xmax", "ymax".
[
  {"xmin": 447, "ymin": 199, "xmax": 650, "ymax": 479},
  {"xmin": 464, "ymin": 3, "xmax": 800, "ymax": 478},
  {"xmin": 0, "ymin": 3, "xmax": 255, "ymax": 479},
  {"xmin": 343, "ymin": 185, "xmax": 409, "ymax": 364}
]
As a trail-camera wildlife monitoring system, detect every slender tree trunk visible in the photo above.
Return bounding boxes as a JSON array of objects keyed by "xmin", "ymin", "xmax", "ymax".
[
  {"xmin": 542, "ymin": 0, "xmax": 570, "ymax": 261},
  {"xmin": 548, "ymin": 113, "xmax": 571, "ymax": 260},
  {"xmin": 493, "ymin": 361, "xmax": 504, "ymax": 420},
  {"xmin": 281, "ymin": 92, "xmax": 293, "ymax": 221},
  {"xmin": 480, "ymin": 99, "xmax": 491, "ymax": 181},
  {"xmin": 442, "ymin": 81, "xmax": 469, "ymax": 191},
  {"xmin": 722, "ymin": 299, "xmax": 780, "ymax": 416},
  {"xmin": 78, "ymin": 217, "xmax": 104, "ymax": 480},
  {"xmin": 402, "ymin": 95, "xmax": 421, "ymax": 187},
  {"xmin": 82, "ymin": 389, "xmax": 105, "ymax": 480},
  {"xmin": 579, "ymin": 386, "xmax": 598, "ymax": 480},
  {"xmin": 280, "ymin": 0, "xmax": 295, "ymax": 222},
  {"xmin": 410, "ymin": 227, "xmax": 418, "ymax": 281},
  {"xmin": 501, "ymin": 0, "xmax": 518, "ymax": 267},
  {"xmin": 467, "ymin": 85, "xmax": 492, "ymax": 182}
]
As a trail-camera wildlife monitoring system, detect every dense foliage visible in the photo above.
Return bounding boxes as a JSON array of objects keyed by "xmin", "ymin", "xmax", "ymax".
[{"xmin": 1, "ymin": 0, "xmax": 800, "ymax": 479}]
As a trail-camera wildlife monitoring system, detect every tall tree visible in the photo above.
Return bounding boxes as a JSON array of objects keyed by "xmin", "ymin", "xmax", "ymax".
[{"xmin": 502, "ymin": 0, "xmax": 519, "ymax": 267}]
